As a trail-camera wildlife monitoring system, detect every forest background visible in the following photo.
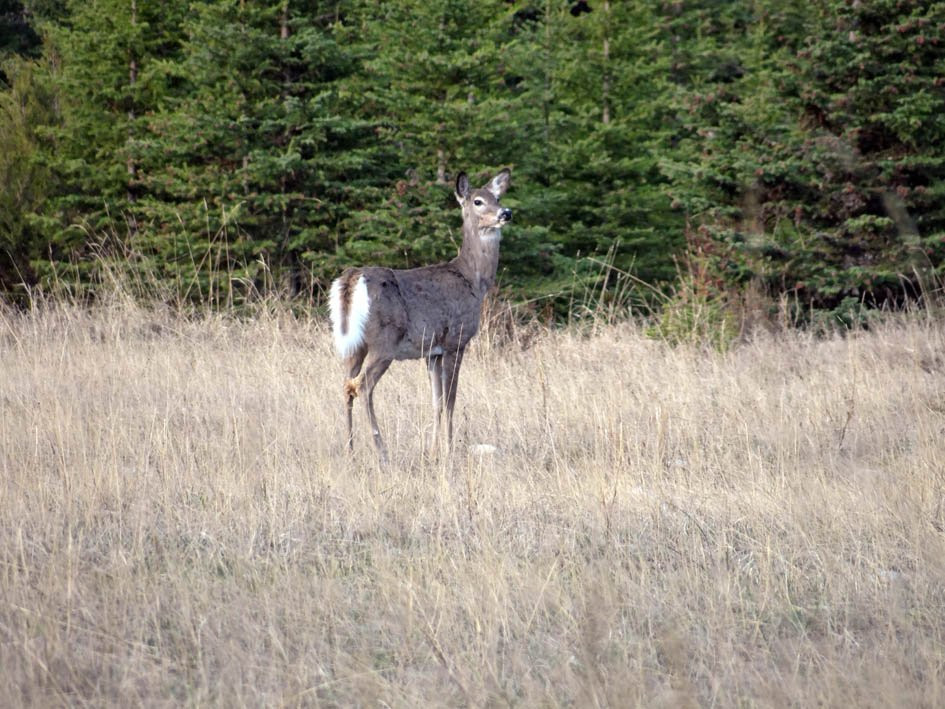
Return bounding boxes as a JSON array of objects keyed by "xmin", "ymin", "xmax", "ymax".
[{"xmin": 1, "ymin": 0, "xmax": 944, "ymax": 328}]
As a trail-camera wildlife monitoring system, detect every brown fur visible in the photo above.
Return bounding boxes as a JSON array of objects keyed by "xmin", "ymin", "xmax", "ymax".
[
  {"xmin": 338, "ymin": 169, "xmax": 512, "ymax": 464},
  {"xmin": 336, "ymin": 268, "xmax": 362, "ymax": 336},
  {"xmin": 344, "ymin": 374, "xmax": 363, "ymax": 400}
]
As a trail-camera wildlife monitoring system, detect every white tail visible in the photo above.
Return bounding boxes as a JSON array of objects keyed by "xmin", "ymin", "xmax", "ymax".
[
  {"xmin": 329, "ymin": 274, "xmax": 370, "ymax": 359},
  {"xmin": 328, "ymin": 168, "xmax": 512, "ymax": 464}
]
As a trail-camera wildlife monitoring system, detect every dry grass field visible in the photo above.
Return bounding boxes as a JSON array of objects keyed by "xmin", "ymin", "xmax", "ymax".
[{"xmin": 1, "ymin": 299, "xmax": 944, "ymax": 707}]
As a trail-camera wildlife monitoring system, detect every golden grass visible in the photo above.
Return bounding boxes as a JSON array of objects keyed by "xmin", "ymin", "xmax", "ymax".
[{"xmin": 1, "ymin": 300, "xmax": 944, "ymax": 707}]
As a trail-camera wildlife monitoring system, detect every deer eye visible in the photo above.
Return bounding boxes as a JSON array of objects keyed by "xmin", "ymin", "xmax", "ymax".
[{"xmin": 473, "ymin": 198, "xmax": 484, "ymax": 206}]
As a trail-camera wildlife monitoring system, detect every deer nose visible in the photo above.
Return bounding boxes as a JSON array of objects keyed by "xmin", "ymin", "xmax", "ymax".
[{"xmin": 499, "ymin": 208, "xmax": 512, "ymax": 222}]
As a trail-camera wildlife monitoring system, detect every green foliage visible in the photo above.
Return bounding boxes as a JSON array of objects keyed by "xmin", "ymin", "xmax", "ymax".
[
  {"xmin": 666, "ymin": 0, "xmax": 945, "ymax": 319},
  {"xmin": 23, "ymin": 0, "xmax": 189, "ymax": 291},
  {"xmin": 332, "ymin": 0, "xmax": 518, "ymax": 273},
  {"xmin": 649, "ymin": 281, "xmax": 739, "ymax": 351},
  {"xmin": 134, "ymin": 0, "xmax": 363, "ymax": 296},
  {"xmin": 501, "ymin": 1, "xmax": 684, "ymax": 295},
  {"xmin": 0, "ymin": 57, "xmax": 55, "ymax": 291},
  {"xmin": 1, "ymin": 0, "xmax": 945, "ymax": 321}
]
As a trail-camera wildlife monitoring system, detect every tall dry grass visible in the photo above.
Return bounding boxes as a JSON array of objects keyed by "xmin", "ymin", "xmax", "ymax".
[{"xmin": 1, "ymin": 298, "xmax": 944, "ymax": 707}]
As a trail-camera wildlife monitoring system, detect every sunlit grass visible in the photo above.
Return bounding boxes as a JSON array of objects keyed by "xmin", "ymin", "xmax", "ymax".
[{"xmin": 1, "ymin": 300, "xmax": 943, "ymax": 706}]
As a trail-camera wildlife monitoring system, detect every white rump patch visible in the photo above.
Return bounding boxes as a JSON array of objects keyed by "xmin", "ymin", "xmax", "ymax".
[{"xmin": 329, "ymin": 275, "xmax": 371, "ymax": 359}]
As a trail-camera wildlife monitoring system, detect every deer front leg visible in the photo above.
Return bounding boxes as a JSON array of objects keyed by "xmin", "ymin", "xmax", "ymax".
[
  {"xmin": 360, "ymin": 355, "xmax": 393, "ymax": 466},
  {"xmin": 441, "ymin": 347, "xmax": 465, "ymax": 450},
  {"xmin": 426, "ymin": 354, "xmax": 444, "ymax": 457}
]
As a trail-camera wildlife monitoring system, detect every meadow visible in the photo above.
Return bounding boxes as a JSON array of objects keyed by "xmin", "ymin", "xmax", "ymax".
[{"xmin": 1, "ymin": 299, "xmax": 943, "ymax": 706}]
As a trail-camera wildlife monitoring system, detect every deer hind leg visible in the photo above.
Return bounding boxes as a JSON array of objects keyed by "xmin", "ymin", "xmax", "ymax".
[
  {"xmin": 426, "ymin": 354, "xmax": 444, "ymax": 456},
  {"xmin": 360, "ymin": 354, "xmax": 393, "ymax": 466},
  {"xmin": 441, "ymin": 347, "xmax": 466, "ymax": 449},
  {"xmin": 343, "ymin": 349, "xmax": 367, "ymax": 452}
]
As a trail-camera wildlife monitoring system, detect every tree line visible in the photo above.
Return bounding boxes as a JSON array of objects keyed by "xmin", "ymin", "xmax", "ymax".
[{"xmin": 1, "ymin": 0, "xmax": 944, "ymax": 323}]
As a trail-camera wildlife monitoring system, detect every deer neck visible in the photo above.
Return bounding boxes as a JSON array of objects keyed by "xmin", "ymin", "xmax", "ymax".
[{"xmin": 456, "ymin": 222, "xmax": 501, "ymax": 298}]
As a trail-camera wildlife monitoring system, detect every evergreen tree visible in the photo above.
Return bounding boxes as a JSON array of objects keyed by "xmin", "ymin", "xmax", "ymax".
[
  {"xmin": 340, "ymin": 0, "xmax": 682, "ymax": 306},
  {"xmin": 524, "ymin": 0, "xmax": 683, "ymax": 293},
  {"xmin": 136, "ymin": 0, "xmax": 365, "ymax": 297},
  {"xmin": 664, "ymin": 0, "xmax": 945, "ymax": 317},
  {"xmin": 29, "ymin": 0, "xmax": 187, "ymax": 284},
  {"xmin": 0, "ymin": 0, "xmax": 67, "ymax": 72},
  {"xmin": 333, "ymin": 0, "xmax": 532, "ymax": 276},
  {"xmin": 6, "ymin": 0, "xmax": 942, "ymax": 321},
  {"xmin": 0, "ymin": 57, "xmax": 56, "ymax": 290}
]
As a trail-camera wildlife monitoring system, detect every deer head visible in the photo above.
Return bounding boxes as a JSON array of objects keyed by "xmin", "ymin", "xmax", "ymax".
[{"xmin": 455, "ymin": 169, "xmax": 513, "ymax": 236}]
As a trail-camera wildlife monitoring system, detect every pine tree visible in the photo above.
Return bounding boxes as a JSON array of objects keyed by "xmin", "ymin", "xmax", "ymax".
[
  {"xmin": 663, "ymin": 0, "xmax": 945, "ymax": 317},
  {"xmin": 335, "ymin": 1, "xmax": 684, "ymax": 308},
  {"xmin": 0, "ymin": 57, "xmax": 56, "ymax": 290},
  {"xmin": 490, "ymin": 0, "xmax": 684, "ymax": 305},
  {"xmin": 778, "ymin": 0, "xmax": 945, "ymax": 311},
  {"xmin": 549, "ymin": 0, "xmax": 682, "ymax": 287},
  {"xmin": 332, "ymin": 0, "xmax": 527, "ymax": 275},
  {"xmin": 136, "ymin": 0, "xmax": 366, "ymax": 298},
  {"xmin": 30, "ymin": 0, "xmax": 187, "ymax": 285}
]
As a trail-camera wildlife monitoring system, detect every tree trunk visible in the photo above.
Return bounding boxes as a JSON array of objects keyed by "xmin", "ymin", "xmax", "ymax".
[
  {"xmin": 127, "ymin": 0, "xmax": 138, "ymax": 206},
  {"xmin": 602, "ymin": 0, "xmax": 610, "ymax": 125}
]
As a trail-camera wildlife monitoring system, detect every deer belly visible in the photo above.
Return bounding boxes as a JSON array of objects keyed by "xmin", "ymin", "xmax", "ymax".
[
  {"xmin": 392, "ymin": 299, "xmax": 480, "ymax": 359},
  {"xmin": 394, "ymin": 335, "xmax": 445, "ymax": 360}
]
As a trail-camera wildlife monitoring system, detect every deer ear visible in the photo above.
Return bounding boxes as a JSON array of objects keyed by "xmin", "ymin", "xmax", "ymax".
[
  {"xmin": 455, "ymin": 172, "xmax": 470, "ymax": 204},
  {"xmin": 485, "ymin": 169, "xmax": 510, "ymax": 199}
]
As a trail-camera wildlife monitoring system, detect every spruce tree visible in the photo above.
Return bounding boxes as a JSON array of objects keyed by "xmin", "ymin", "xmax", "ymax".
[
  {"xmin": 542, "ymin": 0, "xmax": 682, "ymax": 288},
  {"xmin": 333, "ymin": 0, "xmax": 526, "ymax": 273},
  {"xmin": 0, "ymin": 57, "xmax": 55, "ymax": 290},
  {"xmin": 339, "ymin": 0, "xmax": 683, "ymax": 306},
  {"xmin": 664, "ymin": 0, "xmax": 945, "ymax": 317},
  {"xmin": 31, "ymin": 0, "xmax": 187, "ymax": 285},
  {"xmin": 136, "ymin": 0, "xmax": 365, "ymax": 298}
]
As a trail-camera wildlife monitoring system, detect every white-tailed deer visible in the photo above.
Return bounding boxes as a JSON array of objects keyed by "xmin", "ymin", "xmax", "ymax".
[{"xmin": 328, "ymin": 168, "xmax": 512, "ymax": 464}]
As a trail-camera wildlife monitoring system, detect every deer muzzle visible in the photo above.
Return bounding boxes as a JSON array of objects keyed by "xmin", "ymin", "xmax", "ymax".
[{"xmin": 499, "ymin": 208, "xmax": 512, "ymax": 223}]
